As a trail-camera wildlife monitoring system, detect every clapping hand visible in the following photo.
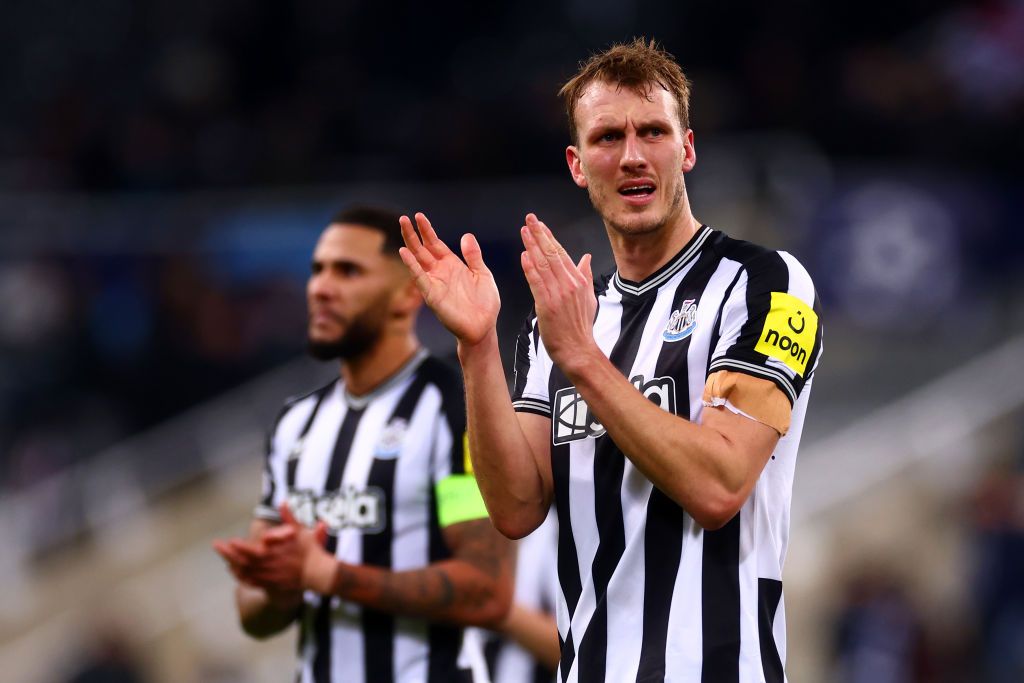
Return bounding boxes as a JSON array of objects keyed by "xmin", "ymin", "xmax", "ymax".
[{"xmin": 399, "ymin": 213, "xmax": 501, "ymax": 346}]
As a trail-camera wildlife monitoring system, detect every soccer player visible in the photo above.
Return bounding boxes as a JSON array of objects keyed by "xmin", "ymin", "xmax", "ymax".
[
  {"xmin": 213, "ymin": 206, "xmax": 514, "ymax": 683},
  {"xmin": 485, "ymin": 510, "xmax": 560, "ymax": 683},
  {"xmin": 399, "ymin": 39, "xmax": 823, "ymax": 681}
]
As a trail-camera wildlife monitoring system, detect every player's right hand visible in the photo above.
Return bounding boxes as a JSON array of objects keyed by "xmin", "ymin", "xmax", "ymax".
[{"xmin": 399, "ymin": 212, "xmax": 500, "ymax": 346}]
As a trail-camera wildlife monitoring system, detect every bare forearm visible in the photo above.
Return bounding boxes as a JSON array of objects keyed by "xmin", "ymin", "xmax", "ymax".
[
  {"xmin": 564, "ymin": 352, "xmax": 751, "ymax": 527},
  {"xmin": 459, "ymin": 331, "xmax": 549, "ymax": 538},
  {"xmin": 498, "ymin": 604, "xmax": 561, "ymax": 670},
  {"xmin": 236, "ymin": 584, "xmax": 301, "ymax": 639},
  {"xmin": 321, "ymin": 559, "xmax": 511, "ymax": 628}
]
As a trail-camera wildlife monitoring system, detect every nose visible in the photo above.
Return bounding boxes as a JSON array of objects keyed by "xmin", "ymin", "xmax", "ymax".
[
  {"xmin": 308, "ymin": 272, "xmax": 332, "ymax": 300},
  {"xmin": 620, "ymin": 131, "xmax": 647, "ymax": 172}
]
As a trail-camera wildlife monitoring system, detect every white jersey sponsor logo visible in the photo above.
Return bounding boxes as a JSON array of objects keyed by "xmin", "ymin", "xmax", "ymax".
[
  {"xmin": 552, "ymin": 375, "xmax": 676, "ymax": 445},
  {"xmin": 288, "ymin": 487, "xmax": 386, "ymax": 534}
]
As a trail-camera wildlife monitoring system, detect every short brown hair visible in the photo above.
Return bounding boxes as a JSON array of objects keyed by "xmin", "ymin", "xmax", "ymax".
[{"xmin": 558, "ymin": 38, "xmax": 692, "ymax": 145}]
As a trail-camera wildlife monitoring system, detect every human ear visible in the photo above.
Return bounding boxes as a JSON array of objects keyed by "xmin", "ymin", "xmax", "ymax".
[{"xmin": 566, "ymin": 146, "xmax": 588, "ymax": 188}]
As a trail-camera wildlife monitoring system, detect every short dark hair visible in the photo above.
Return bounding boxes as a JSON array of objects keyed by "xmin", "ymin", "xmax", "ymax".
[
  {"xmin": 558, "ymin": 38, "xmax": 692, "ymax": 146},
  {"xmin": 330, "ymin": 205, "xmax": 406, "ymax": 255}
]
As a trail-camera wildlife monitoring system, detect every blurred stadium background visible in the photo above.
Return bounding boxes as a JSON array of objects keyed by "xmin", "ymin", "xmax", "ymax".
[{"xmin": 1, "ymin": 1, "xmax": 1023, "ymax": 681}]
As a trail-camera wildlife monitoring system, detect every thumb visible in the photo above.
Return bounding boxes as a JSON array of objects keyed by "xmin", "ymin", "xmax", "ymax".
[
  {"xmin": 578, "ymin": 253, "xmax": 593, "ymax": 286},
  {"xmin": 313, "ymin": 521, "xmax": 329, "ymax": 547},
  {"xmin": 279, "ymin": 502, "xmax": 300, "ymax": 528},
  {"xmin": 460, "ymin": 233, "xmax": 487, "ymax": 272}
]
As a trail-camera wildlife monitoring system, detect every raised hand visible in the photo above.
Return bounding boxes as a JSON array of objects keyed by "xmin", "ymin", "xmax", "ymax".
[
  {"xmin": 399, "ymin": 213, "xmax": 500, "ymax": 346},
  {"xmin": 520, "ymin": 214, "xmax": 598, "ymax": 375}
]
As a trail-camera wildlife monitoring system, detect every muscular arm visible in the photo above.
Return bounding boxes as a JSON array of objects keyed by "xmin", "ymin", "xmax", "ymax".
[
  {"xmin": 307, "ymin": 516, "xmax": 514, "ymax": 628},
  {"xmin": 496, "ymin": 603, "xmax": 561, "ymax": 670},
  {"xmin": 564, "ymin": 353, "xmax": 779, "ymax": 529},
  {"xmin": 458, "ymin": 331, "xmax": 553, "ymax": 539},
  {"xmin": 520, "ymin": 216, "xmax": 779, "ymax": 530}
]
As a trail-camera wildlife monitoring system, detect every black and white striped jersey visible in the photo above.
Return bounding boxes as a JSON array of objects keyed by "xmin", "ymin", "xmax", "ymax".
[
  {"xmin": 510, "ymin": 225, "xmax": 823, "ymax": 683},
  {"xmin": 485, "ymin": 509, "xmax": 559, "ymax": 683},
  {"xmin": 256, "ymin": 350, "xmax": 491, "ymax": 683}
]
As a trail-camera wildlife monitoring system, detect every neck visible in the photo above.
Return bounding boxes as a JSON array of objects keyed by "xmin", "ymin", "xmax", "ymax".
[
  {"xmin": 607, "ymin": 206, "xmax": 701, "ymax": 282},
  {"xmin": 339, "ymin": 331, "xmax": 421, "ymax": 397}
]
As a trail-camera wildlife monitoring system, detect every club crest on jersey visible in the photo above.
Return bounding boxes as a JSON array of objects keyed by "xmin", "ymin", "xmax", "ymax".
[
  {"xmin": 287, "ymin": 487, "xmax": 386, "ymax": 534},
  {"xmin": 374, "ymin": 417, "xmax": 407, "ymax": 459},
  {"xmin": 663, "ymin": 299, "xmax": 698, "ymax": 342},
  {"xmin": 552, "ymin": 375, "xmax": 676, "ymax": 445}
]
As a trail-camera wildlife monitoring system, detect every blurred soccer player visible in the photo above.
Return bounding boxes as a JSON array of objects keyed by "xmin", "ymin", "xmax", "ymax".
[
  {"xmin": 214, "ymin": 205, "xmax": 513, "ymax": 683},
  {"xmin": 400, "ymin": 39, "xmax": 823, "ymax": 681},
  {"xmin": 484, "ymin": 510, "xmax": 560, "ymax": 683}
]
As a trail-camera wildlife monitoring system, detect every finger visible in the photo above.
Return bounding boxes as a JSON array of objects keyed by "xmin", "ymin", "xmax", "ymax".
[
  {"xmin": 212, "ymin": 541, "xmax": 245, "ymax": 566},
  {"xmin": 415, "ymin": 212, "xmax": 455, "ymax": 261},
  {"xmin": 399, "ymin": 215, "xmax": 436, "ymax": 268},
  {"xmin": 228, "ymin": 539, "xmax": 267, "ymax": 562},
  {"xmin": 578, "ymin": 253, "xmax": 594, "ymax": 288},
  {"xmin": 540, "ymin": 221, "xmax": 583, "ymax": 284},
  {"xmin": 529, "ymin": 216, "xmax": 580, "ymax": 286},
  {"xmin": 214, "ymin": 541, "xmax": 257, "ymax": 569},
  {"xmin": 279, "ymin": 502, "xmax": 300, "ymax": 528},
  {"xmin": 314, "ymin": 521, "xmax": 328, "ymax": 546},
  {"xmin": 520, "ymin": 250, "xmax": 550, "ymax": 302},
  {"xmin": 521, "ymin": 224, "xmax": 558, "ymax": 293},
  {"xmin": 263, "ymin": 525, "xmax": 298, "ymax": 545},
  {"xmin": 398, "ymin": 246, "xmax": 427, "ymax": 280},
  {"xmin": 460, "ymin": 233, "xmax": 488, "ymax": 273}
]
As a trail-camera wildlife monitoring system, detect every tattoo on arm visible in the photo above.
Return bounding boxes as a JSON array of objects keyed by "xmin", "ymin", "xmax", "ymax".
[{"xmin": 325, "ymin": 518, "xmax": 512, "ymax": 625}]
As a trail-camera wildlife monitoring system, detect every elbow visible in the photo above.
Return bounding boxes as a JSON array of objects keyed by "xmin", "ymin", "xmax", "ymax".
[
  {"xmin": 493, "ymin": 519, "xmax": 533, "ymax": 541},
  {"xmin": 490, "ymin": 509, "xmax": 545, "ymax": 541},
  {"xmin": 689, "ymin": 490, "xmax": 745, "ymax": 531}
]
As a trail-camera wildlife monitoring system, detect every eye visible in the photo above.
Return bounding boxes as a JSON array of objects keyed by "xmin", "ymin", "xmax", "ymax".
[{"xmin": 647, "ymin": 127, "xmax": 665, "ymax": 138}]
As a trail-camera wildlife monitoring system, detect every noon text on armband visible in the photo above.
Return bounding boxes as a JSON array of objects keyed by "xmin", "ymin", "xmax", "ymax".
[
  {"xmin": 552, "ymin": 375, "xmax": 677, "ymax": 445},
  {"xmin": 287, "ymin": 487, "xmax": 386, "ymax": 534}
]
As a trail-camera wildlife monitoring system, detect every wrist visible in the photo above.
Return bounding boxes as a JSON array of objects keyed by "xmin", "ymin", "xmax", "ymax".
[
  {"xmin": 304, "ymin": 547, "xmax": 339, "ymax": 595},
  {"xmin": 457, "ymin": 329, "xmax": 499, "ymax": 365},
  {"xmin": 553, "ymin": 341, "xmax": 603, "ymax": 381}
]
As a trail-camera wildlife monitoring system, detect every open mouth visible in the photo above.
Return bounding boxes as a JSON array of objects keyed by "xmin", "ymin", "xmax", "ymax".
[{"xmin": 618, "ymin": 183, "xmax": 656, "ymax": 198}]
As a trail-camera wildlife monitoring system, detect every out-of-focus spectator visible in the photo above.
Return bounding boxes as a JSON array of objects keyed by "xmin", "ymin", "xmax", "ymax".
[
  {"xmin": 969, "ymin": 457, "xmax": 1024, "ymax": 683},
  {"xmin": 58, "ymin": 625, "xmax": 149, "ymax": 683},
  {"xmin": 830, "ymin": 568, "xmax": 930, "ymax": 683}
]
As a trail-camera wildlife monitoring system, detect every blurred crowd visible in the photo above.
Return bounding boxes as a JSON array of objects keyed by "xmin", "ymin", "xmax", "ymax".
[
  {"xmin": 828, "ymin": 454, "xmax": 1024, "ymax": 683},
  {"xmin": 0, "ymin": 0, "xmax": 1021, "ymax": 192},
  {"xmin": 1, "ymin": 0, "xmax": 1023, "ymax": 497},
  {"xmin": 0, "ymin": 245, "xmax": 306, "ymax": 493}
]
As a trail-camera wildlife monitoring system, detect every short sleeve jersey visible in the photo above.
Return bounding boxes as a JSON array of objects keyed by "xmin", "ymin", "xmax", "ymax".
[
  {"xmin": 510, "ymin": 226, "xmax": 822, "ymax": 682},
  {"xmin": 257, "ymin": 350, "xmax": 491, "ymax": 683}
]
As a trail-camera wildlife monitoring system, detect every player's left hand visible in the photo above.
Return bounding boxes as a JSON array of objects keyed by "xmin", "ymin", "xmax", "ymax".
[
  {"xmin": 519, "ymin": 214, "xmax": 599, "ymax": 376},
  {"xmin": 215, "ymin": 504, "xmax": 333, "ymax": 595},
  {"xmin": 256, "ymin": 503, "xmax": 336, "ymax": 595}
]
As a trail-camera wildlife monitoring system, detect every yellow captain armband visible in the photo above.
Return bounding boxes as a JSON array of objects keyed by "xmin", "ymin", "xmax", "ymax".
[{"xmin": 436, "ymin": 474, "xmax": 489, "ymax": 527}]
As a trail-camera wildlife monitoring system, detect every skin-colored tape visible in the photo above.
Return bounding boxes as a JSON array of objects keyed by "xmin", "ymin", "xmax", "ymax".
[{"xmin": 435, "ymin": 474, "xmax": 489, "ymax": 527}]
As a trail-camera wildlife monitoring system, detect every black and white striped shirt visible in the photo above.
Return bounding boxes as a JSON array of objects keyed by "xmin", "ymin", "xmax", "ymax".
[
  {"xmin": 256, "ymin": 350, "xmax": 490, "ymax": 683},
  {"xmin": 485, "ymin": 510, "xmax": 560, "ymax": 683},
  {"xmin": 511, "ymin": 226, "xmax": 823, "ymax": 682}
]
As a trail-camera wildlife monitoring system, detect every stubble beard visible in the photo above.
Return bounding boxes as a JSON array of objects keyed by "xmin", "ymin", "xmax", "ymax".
[
  {"xmin": 591, "ymin": 176, "xmax": 686, "ymax": 238},
  {"xmin": 306, "ymin": 309, "xmax": 386, "ymax": 362}
]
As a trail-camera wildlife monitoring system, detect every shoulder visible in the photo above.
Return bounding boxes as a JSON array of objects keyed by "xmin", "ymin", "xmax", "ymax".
[
  {"xmin": 270, "ymin": 378, "xmax": 336, "ymax": 437},
  {"xmin": 710, "ymin": 231, "xmax": 816, "ymax": 293},
  {"xmin": 416, "ymin": 354, "xmax": 465, "ymax": 402}
]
